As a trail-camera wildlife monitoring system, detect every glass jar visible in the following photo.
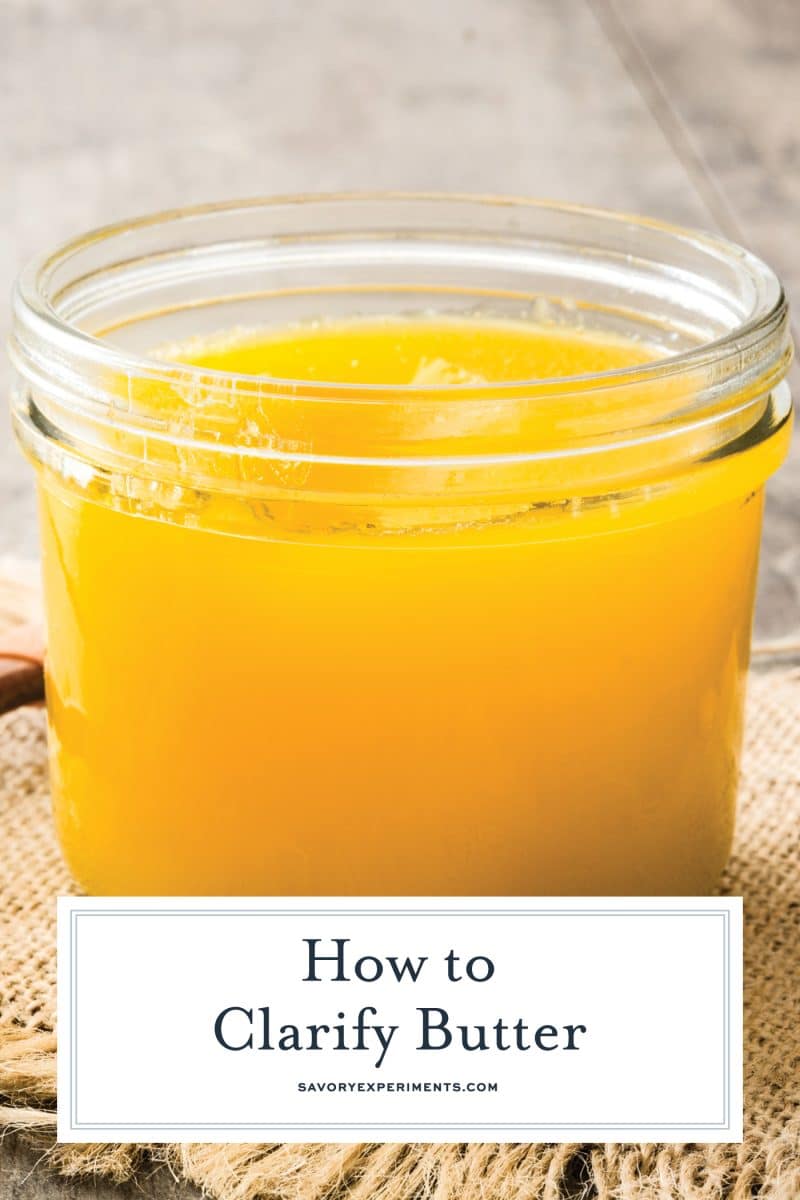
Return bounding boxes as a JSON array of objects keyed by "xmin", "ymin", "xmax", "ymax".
[{"xmin": 9, "ymin": 195, "xmax": 792, "ymax": 896}]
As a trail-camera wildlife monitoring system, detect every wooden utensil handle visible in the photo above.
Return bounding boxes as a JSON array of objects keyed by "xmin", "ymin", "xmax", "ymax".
[{"xmin": 0, "ymin": 623, "xmax": 45, "ymax": 715}]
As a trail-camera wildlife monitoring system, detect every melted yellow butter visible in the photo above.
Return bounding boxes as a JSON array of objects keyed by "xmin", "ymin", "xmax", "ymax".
[
  {"xmin": 36, "ymin": 316, "xmax": 789, "ymax": 897},
  {"xmin": 169, "ymin": 316, "xmax": 657, "ymax": 384}
]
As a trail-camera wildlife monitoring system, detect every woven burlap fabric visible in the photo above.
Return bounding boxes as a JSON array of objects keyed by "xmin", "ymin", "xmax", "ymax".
[{"xmin": 1, "ymin": 645, "xmax": 798, "ymax": 1197}]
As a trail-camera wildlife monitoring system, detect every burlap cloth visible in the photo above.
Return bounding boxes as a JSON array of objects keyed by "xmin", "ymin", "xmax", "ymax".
[{"xmin": 0, "ymin": 566, "xmax": 798, "ymax": 1199}]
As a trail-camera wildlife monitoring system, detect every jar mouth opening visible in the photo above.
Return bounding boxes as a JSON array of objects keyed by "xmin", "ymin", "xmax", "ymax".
[
  {"xmin": 11, "ymin": 191, "xmax": 790, "ymax": 402},
  {"xmin": 10, "ymin": 193, "xmax": 793, "ymax": 499}
]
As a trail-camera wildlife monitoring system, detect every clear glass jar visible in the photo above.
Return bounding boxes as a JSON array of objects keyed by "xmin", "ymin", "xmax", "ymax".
[{"xmin": 9, "ymin": 194, "xmax": 793, "ymax": 896}]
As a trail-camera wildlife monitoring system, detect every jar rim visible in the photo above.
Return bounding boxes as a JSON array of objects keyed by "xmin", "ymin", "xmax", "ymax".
[
  {"xmin": 9, "ymin": 193, "xmax": 794, "ymax": 502},
  {"xmin": 10, "ymin": 191, "xmax": 791, "ymax": 399}
]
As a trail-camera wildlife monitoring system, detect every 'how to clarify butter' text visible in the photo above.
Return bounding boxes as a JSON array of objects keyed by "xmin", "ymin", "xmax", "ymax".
[{"xmin": 213, "ymin": 938, "xmax": 588, "ymax": 1069}]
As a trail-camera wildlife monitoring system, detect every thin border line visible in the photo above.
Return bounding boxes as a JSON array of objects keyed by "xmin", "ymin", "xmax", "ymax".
[{"xmin": 67, "ymin": 905, "xmax": 735, "ymax": 1134}]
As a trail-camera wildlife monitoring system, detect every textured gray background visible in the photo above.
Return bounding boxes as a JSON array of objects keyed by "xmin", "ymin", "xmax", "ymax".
[{"xmin": 1, "ymin": 0, "xmax": 799, "ymax": 1194}]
